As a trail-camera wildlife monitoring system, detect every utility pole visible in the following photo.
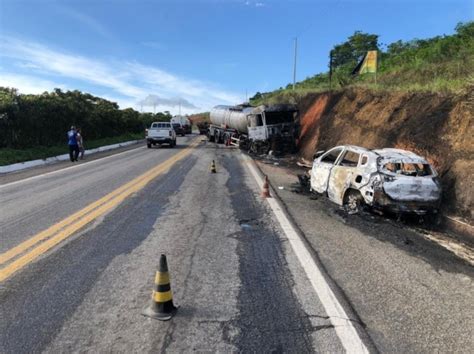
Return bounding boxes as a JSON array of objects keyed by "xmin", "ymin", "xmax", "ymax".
[
  {"xmin": 245, "ymin": 89, "xmax": 248, "ymax": 103},
  {"xmin": 293, "ymin": 37, "xmax": 298, "ymax": 90},
  {"xmin": 329, "ymin": 50, "xmax": 333, "ymax": 91},
  {"xmin": 179, "ymin": 100, "xmax": 181, "ymax": 116}
]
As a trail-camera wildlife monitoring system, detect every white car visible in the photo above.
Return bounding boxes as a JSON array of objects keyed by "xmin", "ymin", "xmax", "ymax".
[
  {"xmin": 310, "ymin": 145, "xmax": 441, "ymax": 216},
  {"xmin": 146, "ymin": 122, "xmax": 177, "ymax": 148}
]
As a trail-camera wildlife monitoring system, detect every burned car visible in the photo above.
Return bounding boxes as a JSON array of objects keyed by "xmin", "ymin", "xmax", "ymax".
[{"xmin": 309, "ymin": 145, "xmax": 441, "ymax": 216}]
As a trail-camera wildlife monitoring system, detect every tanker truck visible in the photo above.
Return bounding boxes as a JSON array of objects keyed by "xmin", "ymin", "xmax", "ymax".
[{"xmin": 208, "ymin": 104, "xmax": 298, "ymax": 154}]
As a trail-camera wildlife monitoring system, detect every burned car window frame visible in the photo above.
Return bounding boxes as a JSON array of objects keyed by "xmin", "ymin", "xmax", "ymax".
[
  {"xmin": 339, "ymin": 150, "xmax": 361, "ymax": 167},
  {"xmin": 321, "ymin": 148, "xmax": 343, "ymax": 164}
]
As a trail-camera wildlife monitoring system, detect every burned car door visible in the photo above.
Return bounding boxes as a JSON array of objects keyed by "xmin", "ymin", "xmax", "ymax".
[
  {"xmin": 327, "ymin": 149, "xmax": 361, "ymax": 204},
  {"xmin": 310, "ymin": 147, "xmax": 344, "ymax": 194}
]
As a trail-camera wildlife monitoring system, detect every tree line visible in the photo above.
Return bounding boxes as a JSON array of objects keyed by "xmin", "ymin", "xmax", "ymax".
[
  {"xmin": 251, "ymin": 21, "xmax": 474, "ymax": 101},
  {"xmin": 0, "ymin": 88, "xmax": 171, "ymax": 149}
]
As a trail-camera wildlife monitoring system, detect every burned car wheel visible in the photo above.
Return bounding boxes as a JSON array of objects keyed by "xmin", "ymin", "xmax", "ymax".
[{"xmin": 344, "ymin": 190, "xmax": 364, "ymax": 215}]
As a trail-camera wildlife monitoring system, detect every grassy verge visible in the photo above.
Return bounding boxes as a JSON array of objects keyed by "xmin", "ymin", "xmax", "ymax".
[{"xmin": 0, "ymin": 133, "xmax": 143, "ymax": 166}]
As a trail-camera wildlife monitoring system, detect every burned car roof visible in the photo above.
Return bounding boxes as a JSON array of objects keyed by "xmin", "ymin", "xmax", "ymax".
[{"xmin": 373, "ymin": 148, "xmax": 429, "ymax": 164}]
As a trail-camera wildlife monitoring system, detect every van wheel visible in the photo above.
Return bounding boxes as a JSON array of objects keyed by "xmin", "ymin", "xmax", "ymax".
[
  {"xmin": 344, "ymin": 190, "xmax": 364, "ymax": 215},
  {"xmin": 147, "ymin": 143, "xmax": 152, "ymax": 148}
]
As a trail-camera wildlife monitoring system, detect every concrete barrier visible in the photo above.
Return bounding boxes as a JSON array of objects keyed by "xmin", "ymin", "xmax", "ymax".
[{"xmin": 0, "ymin": 140, "xmax": 141, "ymax": 174}]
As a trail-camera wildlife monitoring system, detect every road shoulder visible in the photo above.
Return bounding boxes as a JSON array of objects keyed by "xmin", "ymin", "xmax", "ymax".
[
  {"xmin": 255, "ymin": 159, "xmax": 474, "ymax": 352},
  {"xmin": 0, "ymin": 140, "xmax": 146, "ymax": 186}
]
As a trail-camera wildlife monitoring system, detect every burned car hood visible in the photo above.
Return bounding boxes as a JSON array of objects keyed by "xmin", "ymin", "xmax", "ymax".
[{"xmin": 382, "ymin": 177, "xmax": 441, "ymax": 202}]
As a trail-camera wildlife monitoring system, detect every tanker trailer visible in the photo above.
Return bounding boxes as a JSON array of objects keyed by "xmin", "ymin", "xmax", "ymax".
[{"xmin": 208, "ymin": 104, "xmax": 298, "ymax": 154}]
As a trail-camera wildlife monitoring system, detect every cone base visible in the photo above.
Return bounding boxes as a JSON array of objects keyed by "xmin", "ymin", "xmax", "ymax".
[
  {"xmin": 261, "ymin": 191, "xmax": 271, "ymax": 198},
  {"xmin": 142, "ymin": 305, "xmax": 178, "ymax": 321}
]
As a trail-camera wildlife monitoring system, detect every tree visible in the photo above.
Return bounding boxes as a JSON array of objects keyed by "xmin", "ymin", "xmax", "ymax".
[
  {"xmin": 331, "ymin": 31, "xmax": 379, "ymax": 68},
  {"xmin": 455, "ymin": 21, "xmax": 474, "ymax": 39}
]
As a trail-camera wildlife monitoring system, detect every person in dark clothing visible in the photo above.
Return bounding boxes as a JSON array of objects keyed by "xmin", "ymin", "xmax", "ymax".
[{"xmin": 67, "ymin": 126, "xmax": 80, "ymax": 162}]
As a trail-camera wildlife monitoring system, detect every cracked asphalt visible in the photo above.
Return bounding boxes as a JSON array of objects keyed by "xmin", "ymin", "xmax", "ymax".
[
  {"xmin": 257, "ymin": 160, "xmax": 474, "ymax": 353},
  {"xmin": 0, "ymin": 136, "xmax": 348, "ymax": 352},
  {"xmin": 1, "ymin": 136, "xmax": 471, "ymax": 352}
]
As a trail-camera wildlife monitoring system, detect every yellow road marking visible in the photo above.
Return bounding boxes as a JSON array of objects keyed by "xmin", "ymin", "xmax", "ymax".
[{"xmin": 0, "ymin": 139, "xmax": 200, "ymax": 282}]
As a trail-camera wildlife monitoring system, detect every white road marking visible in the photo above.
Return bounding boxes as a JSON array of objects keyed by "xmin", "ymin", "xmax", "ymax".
[
  {"xmin": 0, "ymin": 146, "xmax": 146, "ymax": 189},
  {"xmin": 242, "ymin": 153, "xmax": 369, "ymax": 353}
]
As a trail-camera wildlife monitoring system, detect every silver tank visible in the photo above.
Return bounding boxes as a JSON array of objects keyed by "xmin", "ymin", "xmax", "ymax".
[{"xmin": 210, "ymin": 105, "xmax": 254, "ymax": 134}]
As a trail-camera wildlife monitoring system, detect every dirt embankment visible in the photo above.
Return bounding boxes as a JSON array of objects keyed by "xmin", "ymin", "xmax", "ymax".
[{"xmin": 296, "ymin": 87, "xmax": 473, "ymax": 221}]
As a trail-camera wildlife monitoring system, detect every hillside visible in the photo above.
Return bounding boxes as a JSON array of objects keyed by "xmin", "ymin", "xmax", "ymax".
[
  {"xmin": 251, "ymin": 22, "xmax": 474, "ymax": 105},
  {"xmin": 294, "ymin": 86, "xmax": 473, "ymax": 221}
]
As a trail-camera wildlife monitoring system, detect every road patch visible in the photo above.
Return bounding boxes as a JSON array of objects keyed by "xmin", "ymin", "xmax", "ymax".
[{"xmin": 242, "ymin": 153, "xmax": 370, "ymax": 353}]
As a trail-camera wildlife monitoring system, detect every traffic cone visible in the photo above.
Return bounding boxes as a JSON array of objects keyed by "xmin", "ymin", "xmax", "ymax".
[
  {"xmin": 261, "ymin": 175, "xmax": 271, "ymax": 198},
  {"xmin": 142, "ymin": 254, "xmax": 178, "ymax": 321},
  {"xmin": 210, "ymin": 160, "xmax": 217, "ymax": 173}
]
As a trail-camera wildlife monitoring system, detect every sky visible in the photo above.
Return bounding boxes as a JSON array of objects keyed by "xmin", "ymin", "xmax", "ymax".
[{"xmin": 0, "ymin": 0, "xmax": 472, "ymax": 114}]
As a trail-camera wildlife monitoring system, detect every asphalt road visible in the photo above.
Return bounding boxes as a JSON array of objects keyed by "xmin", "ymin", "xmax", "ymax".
[
  {"xmin": 0, "ymin": 135, "xmax": 472, "ymax": 352},
  {"xmin": 257, "ymin": 160, "xmax": 474, "ymax": 353},
  {"xmin": 0, "ymin": 136, "xmax": 352, "ymax": 353}
]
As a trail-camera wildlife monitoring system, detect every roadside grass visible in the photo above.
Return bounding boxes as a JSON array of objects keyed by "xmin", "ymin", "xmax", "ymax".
[
  {"xmin": 0, "ymin": 133, "xmax": 143, "ymax": 166},
  {"xmin": 251, "ymin": 75, "xmax": 473, "ymax": 106},
  {"xmin": 251, "ymin": 53, "xmax": 474, "ymax": 106}
]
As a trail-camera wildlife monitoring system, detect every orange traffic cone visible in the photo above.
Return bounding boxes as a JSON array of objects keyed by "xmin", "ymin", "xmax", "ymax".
[
  {"xmin": 142, "ymin": 254, "xmax": 178, "ymax": 321},
  {"xmin": 261, "ymin": 175, "xmax": 271, "ymax": 198}
]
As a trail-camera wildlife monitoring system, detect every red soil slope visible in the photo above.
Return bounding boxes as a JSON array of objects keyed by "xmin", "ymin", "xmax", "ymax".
[{"xmin": 296, "ymin": 87, "xmax": 473, "ymax": 220}]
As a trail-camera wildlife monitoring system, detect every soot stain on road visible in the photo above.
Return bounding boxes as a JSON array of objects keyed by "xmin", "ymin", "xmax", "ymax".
[
  {"xmin": 290, "ymin": 178, "xmax": 473, "ymax": 275},
  {"xmin": 0, "ymin": 156, "xmax": 197, "ymax": 354},
  {"xmin": 222, "ymin": 154, "xmax": 314, "ymax": 352}
]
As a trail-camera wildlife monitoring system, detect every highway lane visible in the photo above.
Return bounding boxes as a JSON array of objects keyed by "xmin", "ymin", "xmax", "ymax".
[
  {"xmin": 0, "ymin": 139, "xmax": 361, "ymax": 352},
  {"xmin": 0, "ymin": 136, "xmax": 195, "ymax": 254},
  {"xmin": 5, "ymin": 134, "xmax": 469, "ymax": 352}
]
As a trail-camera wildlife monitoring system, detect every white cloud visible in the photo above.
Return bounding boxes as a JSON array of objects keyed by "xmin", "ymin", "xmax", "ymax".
[
  {"xmin": 244, "ymin": 1, "xmax": 265, "ymax": 7},
  {"xmin": 138, "ymin": 94, "xmax": 198, "ymax": 109},
  {"xmin": 0, "ymin": 73, "xmax": 68, "ymax": 94},
  {"xmin": 0, "ymin": 36, "xmax": 243, "ymax": 113}
]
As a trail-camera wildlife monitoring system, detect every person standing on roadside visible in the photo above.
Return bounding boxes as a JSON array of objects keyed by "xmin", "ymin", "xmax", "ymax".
[
  {"xmin": 67, "ymin": 126, "xmax": 80, "ymax": 162},
  {"xmin": 76, "ymin": 128, "xmax": 85, "ymax": 160}
]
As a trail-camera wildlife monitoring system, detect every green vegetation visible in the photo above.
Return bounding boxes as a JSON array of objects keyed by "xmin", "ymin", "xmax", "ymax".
[
  {"xmin": 251, "ymin": 21, "xmax": 474, "ymax": 105},
  {"xmin": 0, "ymin": 132, "xmax": 143, "ymax": 166},
  {"xmin": 0, "ymin": 88, "xmax": 171, "ymax": 150}
]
